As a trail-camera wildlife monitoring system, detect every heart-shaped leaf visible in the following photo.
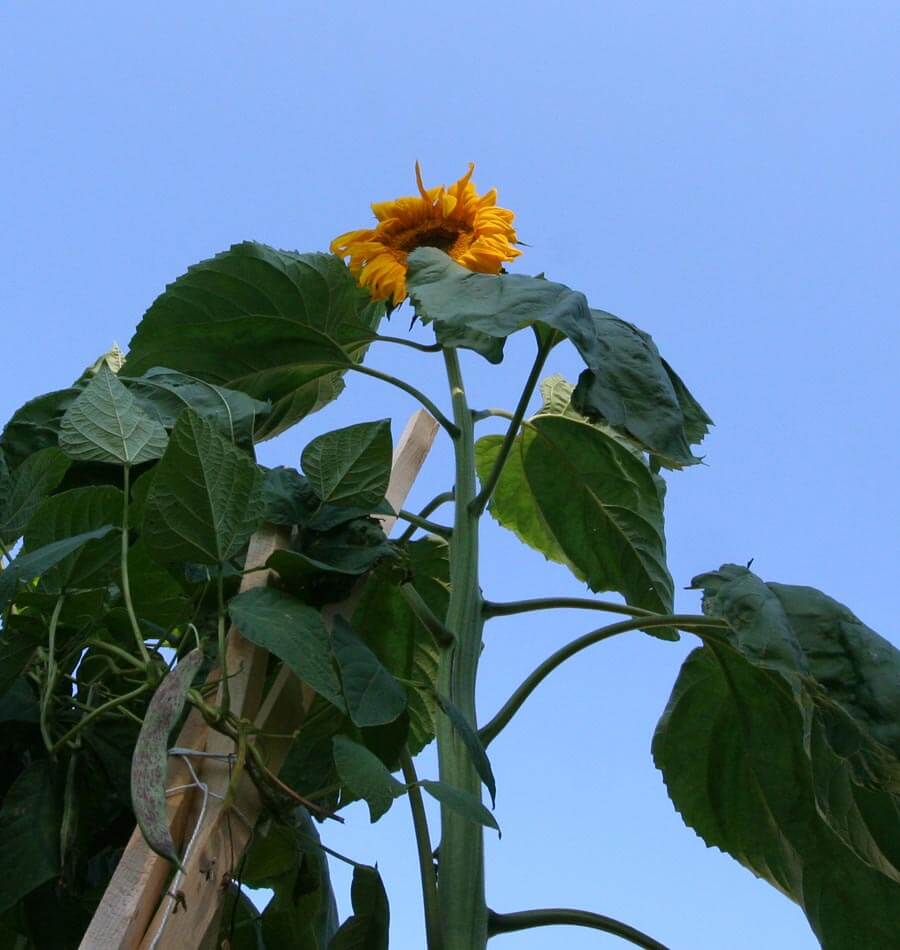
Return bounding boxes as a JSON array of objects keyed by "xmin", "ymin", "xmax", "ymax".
[{"xmin": 59, "ymin": 364, "xmax": 168, "ymax": 466}]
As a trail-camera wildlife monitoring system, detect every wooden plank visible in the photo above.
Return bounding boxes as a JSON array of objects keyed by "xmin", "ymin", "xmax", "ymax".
[{"xmin": 87, "ymin": 411, "xmax": 439, "ymax": 950}]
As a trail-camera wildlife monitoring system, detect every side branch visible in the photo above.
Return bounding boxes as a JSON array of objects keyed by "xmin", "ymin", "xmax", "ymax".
[
  {"xmin": 483, "ymin": 597, "xmax": 655, "ymax": 621},
  {"xmin": 349, "ymin": 364, "xmax": 458, "ymax": 436},
  {"xmin": 478, "ymin": 614, "xmax": 728, "ymax": 747},
  {"xmin": 471, "ymin": 333, "xmax": 551, "ymax": 515},
  {"xmin": 487, "ymin": 907, "xmax": 670, "ymax": 950}
]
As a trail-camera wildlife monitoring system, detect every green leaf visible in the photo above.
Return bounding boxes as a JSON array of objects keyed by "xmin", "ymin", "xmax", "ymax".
[
  {"xmin": 0, "ymin": 527, "xmax": 116, "ymax": 613},
  {"xmin": 24, "ymin": 486, "xmax": 123, "ymax": 592},
  {"xmin": 59, "ymin": 364, "xmax": 168, "ymax": 466},
  {"xmin": 0, "ymin": 759, "xmax": 60, "ymax": 914},
  {"xmin": 569, "ymin": 312, "xmax": 708, "ymax": 469},
  {"xmin": 302, "ymin": 420, "xmax": 393, "ymax": 510},
  {"xmin": 437, "ymin": 694, "xmax": 496, "ymax": 807},
  {"xmin": 0, "ymin": 447, "xmax": 71, "ymax": 546},
  {"xmin": 654, "ymin": 565, "xmax": 900, "ymax": 949},
  {"xmin": 475, "ymin": 415, "xmax": 674, "ymax": 628},
  {"xmin": 123, "ymin": 243, "xmax": 385, "ymax": 440},
  {"xmin": 126, "ymin": 539, "xmax": 191, "ymax": 632},
  {"xmin": 142, "ymin": 410, "xmax": 264, "ymax": 564},
  {"xmin": 419, "ymin": 780, "xmax": 500, "ymax": 834},
  {"xmin": 329, "ymin": 865, "xmax": 389, "ymax": 950},
  {"xmin": 350, "ymin": 537, "xmax": 446, "ymax": 756},
  {"xmin": 0, "ymin": 677, "xmax": 39, "ymax": 723},
  {"xmin": 0, "ymin": 626, "xmax": 44, "ymax": 699},
  {"xmin": 124, "ymin": 367, "xmax": 271, "ymax": 446},
  {"xmin": 332, "ymin": 616, "xmax": 407, "ymax": 728},
  {"xmin": 262, "ymin": 466, "xmax": 393, "ymax": 530},
  {"xmin": 406, "ymin": 248, "xmax": 709, "ymax": 467},
  {"xmin": 0, "ymin": 387, "xmax": 81, "ymax": 469},
  {"xmin": 131, "ymin": 649, "xmax": 203, "ymax": 864},
  {"xmin": 228, "ymin": 588, "xmax": 345, "ymax": 711},
  {"xmin": 332, "ymin": 735, "xmax": 405, "ymax": 823}
]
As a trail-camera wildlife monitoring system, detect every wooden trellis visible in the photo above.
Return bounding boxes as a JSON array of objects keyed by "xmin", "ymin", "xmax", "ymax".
[{"xmin": 80, "ymin": 411, "xmax": 439, "ymax": 950}]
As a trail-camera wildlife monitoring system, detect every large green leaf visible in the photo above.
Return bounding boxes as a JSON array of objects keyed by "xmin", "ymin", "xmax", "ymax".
[
  {"xmin": 227, "ymin": 587, "xmax": 345, "ymax": 711},
  {"xmin": 350, "ymin": 537, "xmax": 446, "ymax": 752},
  {"xmin": 0, "ymin": 527, "xmax": 116, "ymax": 613},
  {"xmin": 329, "ymin": 865, "xmax": 389, "ymax": 950},
  {"xmin": 24, "ymin": 486, "xmax": 123, "ymax": 592},
  {"xmin": 123, "ymin": 367, "xmax": 271, "ymax": 446},
  {"xmin": 302, "ymin": 420, "xmax": 392, "ymax": 510},
  {"xmin": 0, "ymin": 387, "xmax": 81, "ymax": 468},
  {"xmin": 475, "ymin": 414, "xmax": 674, "ymax": 627},
  {"xmin": 332, "ymin": 617, "xmax": 407, "ymax": 728},
  {"xmin": 59, "ymin": 364, "xmax": 168, "ymax": 466},
  {"xmin": 0, "ymin": 447, "xmax": 71, "ymax": 546},
  {"xmin": 332, "ymin": 735, "xmax": 405, "ymax": 822},
  {"xmin": 123, "ymin": 243, "xmax": 384, "ymax": 440},
  {"xmin": 142, "ymin": 410, "xmax": 264, "ymax": 564},
  {"xmin": 406, "ymin": 248, "xmax": 709, "ymax": 467},
  {"xmin": 654, "ymin": 565, "xmax": 900, "ymax": 949},
  {"xmin": 0, "ymin": 760, "xmax": 60, "ymax": 914}
]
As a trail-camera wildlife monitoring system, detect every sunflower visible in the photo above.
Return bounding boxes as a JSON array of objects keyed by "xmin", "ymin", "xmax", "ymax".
[{"xmin": 330, "ymin": 163, "xmax": 521, "ymax": 306}]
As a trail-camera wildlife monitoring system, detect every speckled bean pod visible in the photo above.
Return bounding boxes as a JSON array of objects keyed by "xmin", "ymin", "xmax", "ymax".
[{"xmin": 130, "ymin": 649, "xmax": 203, "ymax": 865}]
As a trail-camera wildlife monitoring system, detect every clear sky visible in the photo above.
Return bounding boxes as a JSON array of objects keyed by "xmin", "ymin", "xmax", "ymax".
[{"xmin": 3, "ymin": 2, "xmax": 899, "ymax": 947}]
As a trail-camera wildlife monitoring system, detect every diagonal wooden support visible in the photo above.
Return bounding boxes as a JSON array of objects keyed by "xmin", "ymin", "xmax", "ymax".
[{"xmin": 81, "ymin": 410, "xmax": 439, "ymax": 950}]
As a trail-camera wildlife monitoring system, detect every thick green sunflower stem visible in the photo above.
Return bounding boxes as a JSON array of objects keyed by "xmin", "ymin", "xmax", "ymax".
[{"xmin": 436, "ymin": 347, "xmax": 487, "ymax": 949}]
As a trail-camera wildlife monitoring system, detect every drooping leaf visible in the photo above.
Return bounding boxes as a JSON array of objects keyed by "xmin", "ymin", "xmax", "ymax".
[
  {"xmin": 0, "ymin": 759, "xmax": 60, "ymax": 914},
  {"xmin": 130, "ymin": 648, "xmax": 203, "ymax": 864},
  {"xmin": 242, "ymin": 810, "xmax": 339, "ymax": 949},
  {"xmin": 332, "ymin": 616, "xmax": 407, "ymax": 728},
  {"xmin": 24, "ymin": 486, "xmax": 123, "ymax": 592},
  {"xmin": 419, "ymin": 780, "xmax": 500, "ymax": 834},
  {"xmin": 654, "ymin": 565, "xmax": 900, "ymax": 949},
  {"xmin": 302, "ymin": 420, "xmax": 392, "ymax": 510},
  {"xmin": 332, "ymin": 735, "xmax": 405, "ymax": 823},
  {"xmin": 407, "ymin": 248, "xmax": 709, "ymax": 466},
  {"xmin": 280, "ymin": 697, "xmax": 348, "ymax": 804},
  {"xmin": 228, "ymin": 587, "xmax": 345, "ymax": 711},
  {"xmin": 142, "ymin": 410, "xmax": 264, "ymax": 564},
  {"xmin": 0, "ymin": 447, "xmax": 71, "ymax": 546},
  {"xmin": 437, "ymin": 694, "xmax": 497, "ymax": 807},
  {"xmin": 475, "ymin": 415, "xmax": 674, "ymax": 628},
  {"xmin": 0, "ymin": 526, "xmax": 116, "ymax": 613},
  {"xmin": 329, "ymin": 864, "xmax": 389, "ymax": 950},
  {"xmin": 124, "ymin": 366, "xmax": 271, "ymax": 446},
  {"xmin": 351, "ymin": 536, "xmax": 447, "ymax": 756},
  {"xmin": 58, "ymin": 364, "xmax": 168, "ymax": 466},
  {"xmin": 0, "ymin": 387, "xmax": 81, "ymax": 469},
  {"xmin": 123, "ymin": 243, "xmax": 385, "ymax": 440}
]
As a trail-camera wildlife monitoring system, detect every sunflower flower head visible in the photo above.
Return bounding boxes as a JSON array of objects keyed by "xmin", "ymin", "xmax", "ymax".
[{"xmin": 330, "ymin": 162, "xmax": 521, "ymax": 306}]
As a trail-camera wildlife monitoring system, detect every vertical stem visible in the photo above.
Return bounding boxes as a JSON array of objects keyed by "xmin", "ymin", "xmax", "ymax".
[
  {"xmin": 40, "ymin": 594, "xmax": 65, "ymax": 753},
  {"xmin": 120, "ymin": 466, "xmax": 151, "ymax": 665},
  {"xmin": 216, "ymin": 568, "xmax": 230, "ymax": 715},
  {"xmin": 436, "ymin": 347, "xmax": 487, "ymax": 949},
  {"xmin": 401, "ymin": 750, "xmax": 443, "ymax": 950}
]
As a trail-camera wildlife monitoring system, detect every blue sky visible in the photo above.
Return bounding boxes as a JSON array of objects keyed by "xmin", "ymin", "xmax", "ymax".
[{"xmin": 3, "ymin": 2, "xmax": 899, "ymax": 947}]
